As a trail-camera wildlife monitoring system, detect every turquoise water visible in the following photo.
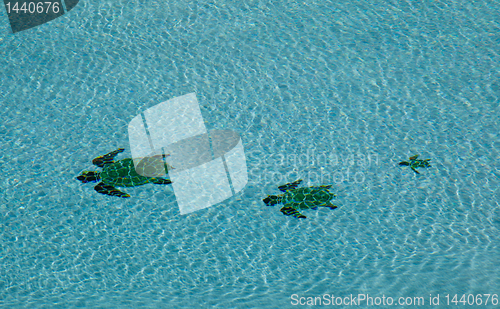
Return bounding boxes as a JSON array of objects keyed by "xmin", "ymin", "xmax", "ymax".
[{"xmin": 1, "ymin": 0, "xmax": 499, "ymax": 308}]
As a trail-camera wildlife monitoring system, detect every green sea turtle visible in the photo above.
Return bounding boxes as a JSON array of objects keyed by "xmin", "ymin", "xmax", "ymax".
[
  {"xmin": 76, "ymin": 148, "xmax": 172, "ymax": 198},
  {"xmin": 398, "ymin": 154, "xmax": 431, "ymax": 174},
  {"xmin": 263, "ymin": 179, "xmax": 338, "ymax": 219}
]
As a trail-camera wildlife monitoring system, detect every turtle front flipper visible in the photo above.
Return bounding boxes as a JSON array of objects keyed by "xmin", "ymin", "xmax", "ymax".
[
  {"xmin": 399, "ymin": 161, "xmax": 410, "ymax": 166},
  {"xmin": 94, "ymin": 182, "xmax": 130, "ymax": 198},
  {"xmin": 410, "ymin": 167, "xmax": 420, "ymax": 174},
  {"xmin": 409, "ymin": 154, "xmax": 419, "ymax": 160},
  {"xmin": 278, "ymin": 179, "xmax": 303, "ymax": 192},
  {"xmin": 92, "ymin": 149, "xmax": 125, "ymax": 167},
  {"xmin": 323, "ymin": 203, "xmax": 338, "ymax": 210},
  {"xmin": 280, "ymin": 206, "xmax": 306, "ymax": 219},
  {"xmin": 151, "ymin": 178, "xmax": 173, "ymax": 185}
]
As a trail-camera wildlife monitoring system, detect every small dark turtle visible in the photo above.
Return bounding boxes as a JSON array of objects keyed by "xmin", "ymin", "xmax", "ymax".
[
  {"xmin": 399, "ymin": 154, "xmax": 431, "ymax": 174},
  {"xmin": 263, "ymin": 179, "xmax": 338, "ymax": 219},
  {"xmin": 77, "ymin": 148, "xmax": 172, "ymax": 198}
]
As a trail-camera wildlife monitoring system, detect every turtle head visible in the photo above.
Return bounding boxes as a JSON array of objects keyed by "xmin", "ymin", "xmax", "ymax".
[
  {"xmin": 263, "ymin": 195, "xmax": 280, "ymax": 206},
  {"xmin": 77, "ymin": 171, "xmax": 101, "ymax": 183}
]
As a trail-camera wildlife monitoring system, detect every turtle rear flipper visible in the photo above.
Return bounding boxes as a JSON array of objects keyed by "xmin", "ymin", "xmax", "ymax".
[
  {"xmin": 280, "ymin": 206, "xmax": 306, "ymax": 219},
  {"xmin": 409, "ymin": 155, "xmax": 419, "ymax": 160},
  {"xmin": 94, "ymin": 182, "xmax": 130, "ymax": 198},
  {"xmin": 92, "ymin": 148, "xmax": 125, "ymax": 167},
  {"xmin": 278, "ymin": 179, "xmax": 303, "ymax": 192},
  {"xmin": 410, "ymin": 167, "xmax": 420, "ymax": 174},
  {"xmin": 151, "ymin": 178, "xmax": 172, "ymax": 185}
]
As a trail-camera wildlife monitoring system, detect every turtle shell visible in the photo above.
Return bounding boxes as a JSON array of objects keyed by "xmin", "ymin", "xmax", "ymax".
[
  {"xmin": 100, "ymin": 158, "xmax": 162, "ymax": 187},
  {"xmin": 281, "ymin": 186, "xmax": 335, "ymax": 210},
  {"xmin": 412, "ymin": 159, "xmax": 431, "ymax": 168}
]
